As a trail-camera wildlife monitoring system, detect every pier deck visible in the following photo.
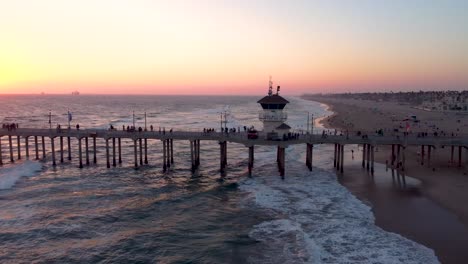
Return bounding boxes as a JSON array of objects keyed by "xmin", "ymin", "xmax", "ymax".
[{"xmin": 1, "ymin": 128, "xmax": 467, "ymax": 177}]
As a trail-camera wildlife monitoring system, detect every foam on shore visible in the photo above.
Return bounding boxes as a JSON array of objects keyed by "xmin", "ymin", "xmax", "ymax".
[
  {"xmin": 239, "ymin": 162, "xmax": 439, "ymax": 263},
  {"xmin": 0, "ymin": 160, "xmax": 43, "ymax": 190}
]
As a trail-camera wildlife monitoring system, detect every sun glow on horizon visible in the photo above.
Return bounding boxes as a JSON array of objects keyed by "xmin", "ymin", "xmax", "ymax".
[{"xmin": 1, "ymin": 0, "xmax": 467, "ymax": 95}]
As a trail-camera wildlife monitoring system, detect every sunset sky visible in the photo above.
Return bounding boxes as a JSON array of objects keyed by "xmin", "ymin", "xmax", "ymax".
[{"xmin": 0, "ymin": 0, "xmax": 467, "ymax": 95}]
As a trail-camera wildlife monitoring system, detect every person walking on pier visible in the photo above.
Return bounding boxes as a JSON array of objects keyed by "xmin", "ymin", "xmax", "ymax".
[{"xmin": 76, "ymin": 124, "xmax": 80, "ymax": 130}]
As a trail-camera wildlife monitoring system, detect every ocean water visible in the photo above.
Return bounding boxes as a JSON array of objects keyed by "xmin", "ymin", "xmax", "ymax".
[{"xmin": 0, "ymin": 95, "xmax": 438, "ymax": 263}]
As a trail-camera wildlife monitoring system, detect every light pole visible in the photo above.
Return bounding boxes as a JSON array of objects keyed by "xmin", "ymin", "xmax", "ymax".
[
  {"xmin": 49, "ymin": 110, "xmax": 52, "ymax": 129},
  {"xmin": 144, "ymin": 111, "xmax": 147, "ymax": 130},
  {"xmin": 133, "ymin": 111, "xmax": 135, "ymax": 128},
  {"xmin": 311, "ymin": 113, "xmax": 314, "ymax": 135},
  {"xmin": 307, "ymin": 112, "xmax": 310, "ymax": 134}
]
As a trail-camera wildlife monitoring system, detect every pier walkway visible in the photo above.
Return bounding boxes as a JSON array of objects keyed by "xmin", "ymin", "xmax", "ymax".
[{"xmin": 1, "ymin": 127, "xmax": 467, "ymax": 177}]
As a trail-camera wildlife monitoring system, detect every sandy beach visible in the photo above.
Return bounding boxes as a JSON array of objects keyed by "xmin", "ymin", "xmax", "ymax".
[{"xmin": 304, "ymin": 95, "xmax": 468, "ymax": 263}]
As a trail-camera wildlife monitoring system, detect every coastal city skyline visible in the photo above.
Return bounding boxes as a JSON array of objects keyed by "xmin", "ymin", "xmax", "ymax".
[{"xmin": 1, "ymin": 0, "xmax": 467, "ymax": 95}]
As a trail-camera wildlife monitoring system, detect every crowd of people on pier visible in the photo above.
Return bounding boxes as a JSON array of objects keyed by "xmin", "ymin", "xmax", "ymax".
[{"xmin": 2, "ymin": 123, "xmax": 18, "ymax": 131}]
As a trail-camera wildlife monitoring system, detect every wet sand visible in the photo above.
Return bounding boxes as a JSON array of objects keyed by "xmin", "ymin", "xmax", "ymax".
[{"xmin": 335, "ymin": 148, "xmax": 468, "ymax": 264}]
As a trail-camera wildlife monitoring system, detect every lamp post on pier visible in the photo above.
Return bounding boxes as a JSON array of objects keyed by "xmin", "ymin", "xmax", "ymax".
[
  {"xmin": 144, "ymin": 111, "xmax": 147, "ymax": 130},
  {"xmin": 133, "ymin": 111, "xmax": 135, "ymax": 128},
  {"xmin": 48, "ymin": 110, "xmax": 52, "ymax": 129}
]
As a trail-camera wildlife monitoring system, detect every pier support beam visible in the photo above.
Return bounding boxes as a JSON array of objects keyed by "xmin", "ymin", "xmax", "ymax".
[
  {"xmin": 112, "ymin": 137, "xmax": 116, "ymax": 167},
  {"xmin": 170, "ymin": 139, "xmax": 174, "ymax": 164},
  {"xmin": 163, "ymin": 139, "xmax": 167, "ymax": 172},
  {"xmin": 67, "ymin": 137, "xmax": 71, "ymax": 161},
  {"xmin": 402, "ymin": 146, "xmax": 406, "ymax": 171},
  {"xmin": 25, "ymin": 137, "xmax": 29, "ymax": 159},
  {"xmin": 134, "ymin": 139, "xmax": 138, "ymax": 169},
  {"xmin": 391, "ymin": 144, "xmax": 395, "ymax": 166},
  {"xmin": 139, "ymin": 138, "xmax": 143, "ymax": 166},
  {"xmin": 427, "ymin": 145, "xmax": 432, "ymax": 167},
  {"xmin": 17, "ymin": 136, "xmax": 21, "ymax": 160},
  {"xmin": 41, "ymin": 136, "xmax": 46, "ymax": 159},
  {"xmin": 0, "ymin": 137, "xmax": 3, "ymax": 166},
  {"xmin": 371, "ymin": 145, "xmax": 375, "ymax": 174},
  {"xmin": 340, "ymin": 144, "xmax": 344, "ymax": 173},
  {"xmin": 166, "ymin": 139, "xmax": 171, "ymax": 169},
  {"xmin": 459, "ymin": 146, "xmax": 462, "ymax": 168},
  {"xmin": 334, "ymin": 144, "xmax": 337, "ymax": 168},
  {"xmin": 396, "ymin": 145, "xmax": 401, "ymax": 169},
  {"xmin": 421, "ymin": 145, "xmax": 425, "ymax": 166},
  {"xmin": 366, "ymin": 144, "xmax": 370, "ymax": 171},
  {"xmin": 85, "ymin": 137, "xmax": 89, "ymax": 165},
  {"xmin": 306, "ymin": 143, "xmax": 313, "ymax": 171},
  {"xmin": 278, "ymin": 146, "xmax": 285, "ymax": 178},
  {"xmin": 118, "ymin": 138, "xmax": 122, "ymax": 164},
  {"xmin": 60, "ymin": 137, "xmax": 64, "ymax": 163},
  {"xmin": 51, "ymin": 137, "xmax": 56, "ymax": 166},
  {"xmin": 144, "ymin": 138, "xmax": 148, "ymax": 165},
  {"xmin": 78, "ymin": 138, "xmax": 83, "ymax": 168},
  {"xmin": 220, "ymin": 141, "xmax": 227, "ymax": 173},
  {"xmin": 336, "ymin": 143, "xmax": 340, "ymax": 170},
  {"xmin": 451, "ymin": 145, "xmax": 454, "ymax": 164},
  {"xmin": 93, "ymin": 137, "xmax": 97, "ymax": 164},
  {"xmin": 248, "ymin": 146, "xmax": 255, "ymax": 176},
  {"xmin": 105, "ymin": 138, "xmax": 110, "ymax": 168},
  {"xmin": 362, "ymin": 144, "xmax": 366, "ymax": 168},
  {"xmin": 8, "ymin": 135, "xmax": 14, "ymax": 163},
  {"xmin": 190, "ymin": 140, "xmax": 195, "ymax": 172},
  {"xmin": 34, "ymin": 136, "xmax": 39, "ymax": 160}
]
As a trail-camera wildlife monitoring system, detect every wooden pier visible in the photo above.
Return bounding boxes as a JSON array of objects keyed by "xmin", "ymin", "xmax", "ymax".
[{"xmin": 1, "ymin": 127, "xmax": 467, "ymax": 177}]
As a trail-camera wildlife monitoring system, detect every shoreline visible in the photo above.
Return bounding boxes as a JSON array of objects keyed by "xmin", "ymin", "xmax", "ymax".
[{"xmin": 309, "ymin": 97, "xmax": 468, "ymax": 264}]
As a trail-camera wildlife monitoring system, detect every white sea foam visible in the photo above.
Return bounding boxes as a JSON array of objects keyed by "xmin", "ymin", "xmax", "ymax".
[
  {"xmin": 239, "ymin": 163, "xmax": 439, "ymax": 264},
  {"xmin": 0, "ymin": 160, "xmax": 43, "ymax": 190}
]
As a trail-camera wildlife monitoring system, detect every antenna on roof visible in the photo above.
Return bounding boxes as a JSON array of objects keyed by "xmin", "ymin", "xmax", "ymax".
[
  {"xmin": 268, "ymin": 76, "xmax": 273, "ymax": 96},
  {"xmin": 277, "ymin": 86, "xmax": 280, "ymax": 95}
]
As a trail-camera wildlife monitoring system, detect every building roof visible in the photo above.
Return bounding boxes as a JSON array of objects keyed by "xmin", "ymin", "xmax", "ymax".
[
  {"xmin": 276, "ymin": 123, "xmax": 291, "ymax": 130},
  {"xmin": 257, "ymin": 94, "xmax": 289, "ymax": 104}
]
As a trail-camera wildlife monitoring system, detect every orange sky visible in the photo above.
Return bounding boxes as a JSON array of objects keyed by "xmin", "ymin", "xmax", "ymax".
[{"xmin": 1, "ymin": 1, "xmax": 467, "ymax": 95}]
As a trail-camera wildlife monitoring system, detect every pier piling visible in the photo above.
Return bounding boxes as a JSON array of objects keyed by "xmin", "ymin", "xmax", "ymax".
[
  {"xmin": 112, "ymin": 138, "xmax": 116, "ymax": 167},
  {"xmin": 248, "ymin": 146, "xmax": 254, "ymax": 176},
  {"xmin": 366, "ymin": 144, "xmax": 370, "ymax": 171},
  {"xmin": 78, "ymin": 138, "xmax": 83, "ymax": 168},
  {"xmin": 17, "ymin": 136, "xmax": 21, "ymax": 160},
  {"xmin": 170, "ymin": 139, "xmax": 174, "ymax": 164},
  {"xmin": 163, "ymin": 139, "xmax": 167, "ymax": 172},
  {"xmin": 105, "ymin": 138, "xmax": 110, "ymax": 169},
  {"xmin": 34, "ymin": 136, "xmax": 39, "ymax": 160},
  {"xmin": 93, "ymin": 137, "xmax": 97, "ymax": 164},
  {"xmin": 8, "ymin": 135, "xmax": 14, "ymax": 163},
  {"xmin": 421, "ymin": 145, "xmax": 425, "ymax": 165},
  {"xmin": 459, "ymin": 146, "xmax": 462, "ymax": 168},
  {"xmin": 334, "ymin": 144, "xmax": 337, "ymax": 168},
  {"xmin": 85, "ymin": 137, "xmax": 89, "ymax": 165},
  {"xmin": 134, "ymin": 139, "xmax": 138, "ymax": 169},
  {"xmin": 41, "ymin": 136, "xmax": 46, "ymax": 159},
  {"xmin": 340, "ymin": 144, "xmax": 344, "ymax": 173},
  {"xmin": 362, "ymin": 144, "xmax": 366, "ymax": 168},
  {"xmin": 51, "ymin": 137, "xmax": 56, "ymax": 166},
  {"xmin": 0, "ymin": 137, "xmax": 3, "ymax": 166},
  {"xmin": 60, "ymin": 136, "xmax": 64, "ymax": 163},
  {"xmin": 25, "ymin": 136, "xmax": 29, "ymax": 159},
  {"xmin": 144, "ymin": 138, "xmax": 148, "ymax": 165},
  {"xmin": 370, "ymin": 145, "xmax": 374, "ymax": 174},
  {"xmin": 139, "ymin": 138, "xmax": 143, "ymax": 166},
  {"xmin": 118, "ymin": 138, "xmax": 122, "ymax": 164},
  {"xmin": 67, "ymin": 137, "xmax": 71, "ymax": 161}
]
